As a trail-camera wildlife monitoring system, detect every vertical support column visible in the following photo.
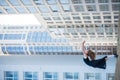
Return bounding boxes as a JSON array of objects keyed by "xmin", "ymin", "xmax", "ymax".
[{"xmin": 114, "ymin": 12, "xmax": 120, "ymax": 80}]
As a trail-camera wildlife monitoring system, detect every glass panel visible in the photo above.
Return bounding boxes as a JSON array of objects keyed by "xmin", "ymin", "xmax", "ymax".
[
  {"xmin": 50, "ymin": 5, "xmax": 60, "ymax": 12},
  {"xmin": 62, "ymin": 5, "xmax": 72, "ymax": 12},
  {"xmin": 39, "ymin": 6, "xmax": 49, "ymax": 12},
  {"xmin": 83, "ymin": 16, "xmax": 90, "ymax": 19},
  {"xmin": 85, "ymin": 0, "xmax": 95, "ymax": 3},
  {"xmin": 59, "ymin": 0, "xmax": 70, "ymax": 4},
  {"xmin": 27, "ymin": 7, "xmax": 37, "ymax": 13},
  {"xmin": 34, "ymin": 0, "xmax": 44, "ymax": 5},
  {"xmin": 71, "ymin": 0, "xmax": 82, "ymax": 4},
  {"xmin": 103, "ymin": 16, "xmax": 111, "ymax": 19},
  {"xmin": 4, "ymin": 7, "xmax": 15, "ymax": 13},
  {"xmin": 0, "ymin": 9, "xmax": 4, "ymax": 14},
  {"xmin": 62, "ymin": 14, "xmax": 71, "ymax": 20},
  {"xmin": 0, "ymin": 0, "xmax": 8, "ymax": 6},
  {"xmin": 74, "ymin": 5, "xmax": 84, "ymax": 12},
  {"xmin": 112, "ymin": 4, "xmax": 120, "ymax": 11},
  {"xmin": 9, "ymin": 0, "xmax": 20, "ymax": 6},
  {"xmin": 112, "ymin": 0, "xmax": 120, "ymax": 2},
  {"xmin": 99, "ymin": 5, "xmax": 109, "ymax": 11},
  {"xmin": 87, "ymin": 5, "xmax": 96, "ymax": 11},
  {"xmin": 93, "ymin": 16, "xmax": 101, "ymax": 19},
  {"xmin": 15, "ymin": 7, "xmax": 26, "ymax": 13},
  {"xmin": 46, "ymin": 0, "xmax": 57, "ymax": 4},
  {"xmin": 98, "ymin": 0, "xmax": 109, "ymax": 3},
  {"xmin": 21, "ymin": 0, "xmax": 32, "ymax": 5}
]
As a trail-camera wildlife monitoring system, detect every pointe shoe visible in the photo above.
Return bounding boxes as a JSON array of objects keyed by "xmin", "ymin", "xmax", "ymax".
[{"xmin": 113, "ymin": 53, "xmax": 118, "ymax": 58}]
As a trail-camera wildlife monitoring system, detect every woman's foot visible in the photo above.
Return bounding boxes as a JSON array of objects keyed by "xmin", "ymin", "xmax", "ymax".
[{"xmin": 113, "ymin": 53, "xmax": 118, "ymax": 58}]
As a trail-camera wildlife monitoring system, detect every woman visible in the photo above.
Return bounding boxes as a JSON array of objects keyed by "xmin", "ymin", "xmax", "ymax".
[{"xmin": 82, "ymin": 40, "xmax": 118, "ymax": 69}]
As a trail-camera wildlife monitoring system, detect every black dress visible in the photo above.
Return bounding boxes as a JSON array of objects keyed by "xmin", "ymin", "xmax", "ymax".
[{"xmin": 83, "ymin": 56, "xmax": 107, "ymax": 69}]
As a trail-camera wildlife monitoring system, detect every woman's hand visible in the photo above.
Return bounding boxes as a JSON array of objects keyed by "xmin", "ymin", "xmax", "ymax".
[{"xmin": 82, "ymin": 40, "xmax": 85, "ymax": 44}]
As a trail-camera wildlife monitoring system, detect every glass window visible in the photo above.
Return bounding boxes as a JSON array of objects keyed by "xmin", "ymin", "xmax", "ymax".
[
  {"xmin": 85, "ymin": 0, "xmax": 95, "ymax": 3},
  {"xmin": 4, "ymin": 34, "xmax": 22, "ymax": 40},
  {"xmin": 53, "ymin": 17, "xmax": 61, "ymax": 20},
  {"xmin": 0, "ymin": 34, "xmax": 3, "ymax": 40},
  {"xmin": 64, "ymin": 72, "xmax": 79, "ymax": 80},
  {"xmin": 83, "ymin": 16, "xmax": 91, "ymax": 19},
  {"xmin": 46, "ymin": 0, "xmax": 57, "ymax": 4},
  {"xmin": 43, "ymin": 72, "xmax": 58, "ymax": 80},
  {"xmin": 84, "ymin": 73, "xmax": 101, "ymax": 80},
  {"xmin": 4, "ymin": 7, "xmax": 15, "ymax": 13},
  {"xmin": 74, "ymin": 5, "xmax": 84, "ymax": 12},
  {"xmin": 43, "ymin": 17, "xmax": 51, "ymax": 20},
  {"xmin": 24, "ymin": 72, "xmax": 38, "ymax": 80},
  {"xmin": 87, "ymin": 5, "xmax": 96, "ymax": 11},
  {"xmin": 34, "ymin": 0, "xmax": 44, "ymax": 5},
  {"xmin": 73, "ymin": 16, "xmax": 81, "ymax": 20},
  {"xmin": 112, "ymin": 4, "xmax": 120, "ymax": 11},
  {"xmin": 21, "ymin": 0, "xmax": 32, "ymax": 5},
  {"xmin": 93, "ymin": 16, "xmax": 101, "ymax": 19},
  {"xmin": 60, "ymin": 0, "xmax": 70, "ymax": 4},
  {"xmin": 0, "ymin": 0, "xmax": 8, "ymax": 6},
  {"xmin": 103, "ymin": 16, "xmax": 111, "ymax": 19},
  {"xmin": 62, "ymin": 5, "xmax": 72, "ymax": 12},
  {"xmin": 114, "ymin": 16, "xmax": 119, "ymax": 19},
  {"xmin": 38, "ymin": 6, "xmax": 49, "ymax": 12},
  {"xmin": 106, "ymin": 73, "xmax": 114, "ymax": 80},
  {"xmin": 27, "ymin": 7, "xmax": 37, "ymax": 13},
  {"xmin": 9, "ymin": 0, "xmax": 20, "ymax": 6},
  {"xmin": 15, "ymin": 7, "xmax": 26, "ymax": 13},
  {"xmin": 112, "ymin": 0, "xmax": 120, "ymax": 2},
  {"xmin": 98, "ymin": 0, "xmax": 109, "ymax": 3},
  {"xmin": 62, "ymin": 14, "xmax": 71, "ymax": 20},
  {"xmin": 0, "ymin": 9, "xmax": 4, "ymax": 14},
  {"xmin": 50, "ymin": 5, "xmax": 60, "ymax": 12},
  {"xmin": 99, "ymin": 5, "xmax": 109, "ymax": 11},
  {"xmin": 4, "ymin": 71, "xmax": 18, "ymax": 80},
  {"xmin": 71, "ymin": 0, "xmax": 82, "ymax": 4}
]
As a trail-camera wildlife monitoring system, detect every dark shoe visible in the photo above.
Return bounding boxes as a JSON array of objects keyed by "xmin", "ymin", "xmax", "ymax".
[{"xmin": 113, "ymin": 53, "xmax": 118, "ymax": 58}]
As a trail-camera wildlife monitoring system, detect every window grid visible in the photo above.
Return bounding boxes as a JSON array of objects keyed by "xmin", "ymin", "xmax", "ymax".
[
  {"xmin": 24, "ymin": 72, "xmax": 38, "ymax": 80},
  {"xmin": 43, "ymin": 72, "xmax": 58, "ymax": 80},
  {"xmin": 4, "ymin": 71, "xmax": 18, "ymax": 80}
]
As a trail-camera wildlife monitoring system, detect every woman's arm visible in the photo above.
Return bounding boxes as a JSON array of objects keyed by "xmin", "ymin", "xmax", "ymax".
[{"xmin": 82, "ymin": 40, "xmax": 88, "ymax": 58}]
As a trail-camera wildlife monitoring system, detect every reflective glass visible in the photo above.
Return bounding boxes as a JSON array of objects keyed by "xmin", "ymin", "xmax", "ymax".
[
  {"xmin": 4, "ymin": 7, "xmax": 15, "ymax": 13},
  {"xmin": 43, "ymin": 72, "xmax": 58, "ymax": 80},
  {"xmin": 99, "ymin": 5, "xmax": 109, "ymax": 11},
  {"xmin": 74, "ymin": 5, "xmax": 84, "ymax": 12},
  {"xmin": 0, "ymin": 9, "xmax": 4, "ymax": 14},
  {"xmin": 4, "ymin": 34, "xmax": 22, "ymax": 40},
  {"xmin": 0, "ymin": 34, "xmax": 3, "ymax": 40},
  {"xmin": 85, "ymin": 0, "xmax": 95, "ymax": 3},
  {"xmin": 62, "ymin": 5, "xmax": 72, "ymax": 12},
  {"xmin": 21, "ymin": 0, "xmax": 32, "ymax": 5},
  {"xmin": 60, "ymin": 0, "xmax": 70, "ymax": 4},
  {"xmin": 9, "ymin": 0, "xmax": 20, "ymax": 6},
  {"xmin": 15, "ymin": 7, "xmax": 26, "ymax": 13},
  {"xmin": 112, "ymin": 4, "xmax": 120, "ymax": 11},
  {"xmin": 39, "ymin": 6, "xmax": 49, "ymax": 12},
  {"xmin": 27, "ymin": 7, "xmax": 37, "ymax": 13},
  {"xmin": 50, "ymin": 5, "xmax": 60, "ymax": 12},
  {"xmin": 4, "ymin": 71, "xmax": 18, "ymax": 80},
  {"xmin": 71, "ymin": 0, "xmax": 82, "ymax": 4},
  {"xmin": 98, "ymin": 0, "xmax": 108, "ymax": 3},
  {"xmin": 34, "ymin": 0, "xmax": 44, "ymax": 5},
  {"xmin": 46, "ymin": 0, "xmax": 57, "ymax": 4},
  {"xmin": 87, "ymin": 5, "xmax": 96, "ymax": 11},
  {"xmin": 0, "ymin": 0, "xmax": 8, "ymax": 6}
]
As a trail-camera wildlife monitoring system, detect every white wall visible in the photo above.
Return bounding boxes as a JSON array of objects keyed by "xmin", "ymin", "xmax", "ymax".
[{"xmin": 0, "ymin": 55, "xmax": 116, "ymax": 80}]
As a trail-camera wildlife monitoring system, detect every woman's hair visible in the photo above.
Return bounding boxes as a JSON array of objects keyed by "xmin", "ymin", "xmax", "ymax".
[{"xmin": 87, "ymin": 50, "xmax": 96, "ymax": 60}]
